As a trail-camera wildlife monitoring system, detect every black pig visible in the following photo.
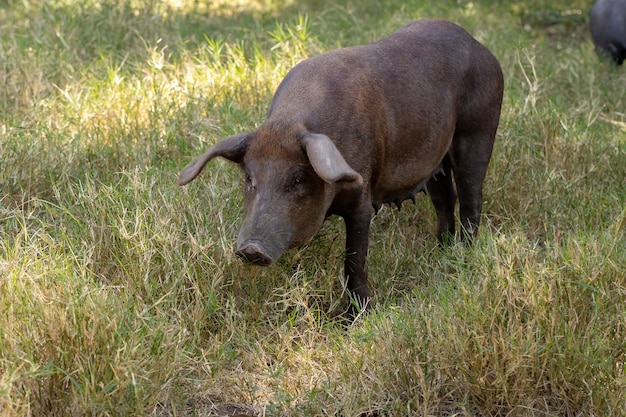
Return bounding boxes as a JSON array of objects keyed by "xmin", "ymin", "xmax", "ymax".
[
  {"xmin": 179, "ymin": 19, "xmax": 504, "ymax": 310},
  {"xmin": 590, "ymin": 0, "xmax": 626, "ymax": 65}
]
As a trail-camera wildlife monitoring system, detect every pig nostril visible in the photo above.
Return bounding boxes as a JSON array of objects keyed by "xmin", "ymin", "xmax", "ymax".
[{"xmin": 236, "ymin": 241, "xmax": 273, "ymax": 266}]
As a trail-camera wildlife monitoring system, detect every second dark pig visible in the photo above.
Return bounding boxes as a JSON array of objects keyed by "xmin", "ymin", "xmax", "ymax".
[
  {"xmin": 179, "ymin": 19, "xmax": 504, "ymax": 310},
  {"xmin": 590, "ymin": 0, "xmax": 626, "ymax": 65}
]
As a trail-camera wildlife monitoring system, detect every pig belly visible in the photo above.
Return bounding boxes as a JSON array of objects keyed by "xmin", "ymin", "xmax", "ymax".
[{"xmin": 372, "ymin": 162, "xmax": 445, "ymax": 210}]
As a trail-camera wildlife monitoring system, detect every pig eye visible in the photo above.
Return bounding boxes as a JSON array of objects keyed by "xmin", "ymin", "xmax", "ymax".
[
  {"xmin": 287, "ymin": 172, "xmax": 307, "ymax": 192},
  {"xmin": 244, "ymin": 174, "xmax": 254, "ymax": 191}
]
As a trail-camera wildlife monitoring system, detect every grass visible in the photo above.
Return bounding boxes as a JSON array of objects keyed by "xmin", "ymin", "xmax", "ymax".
[{"xmin": 1, "ymin": 0, "xmax": 625, "ymax": 415}]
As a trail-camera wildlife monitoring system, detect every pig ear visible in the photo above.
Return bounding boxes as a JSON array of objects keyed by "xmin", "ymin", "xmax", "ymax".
[
  {"xmin": 178, "ymin": 133, "xmax": 252, "ymax": 186},
  {"xmin": 302, "ymin": 133, "xmax": 363, "ymax": 186}
]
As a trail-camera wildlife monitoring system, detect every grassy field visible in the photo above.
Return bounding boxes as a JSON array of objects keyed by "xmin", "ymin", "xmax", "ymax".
[{"xmin": 1, "ymin": 0, "xmax": 624, "ymax": 415}]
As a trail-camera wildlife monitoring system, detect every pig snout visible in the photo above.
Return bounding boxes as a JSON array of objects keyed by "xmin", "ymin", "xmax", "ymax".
[{"xmin": 236, "ymin": 240, "xmax": 274, "ymax": 266}]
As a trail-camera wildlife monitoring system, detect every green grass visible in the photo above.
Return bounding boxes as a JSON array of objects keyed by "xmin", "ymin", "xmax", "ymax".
[{"xmin": 1, "ymin": 0, "xmax": 625, "ymax": 415}]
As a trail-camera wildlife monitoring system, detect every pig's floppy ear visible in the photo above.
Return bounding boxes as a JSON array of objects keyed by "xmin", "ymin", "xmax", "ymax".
[
  {"xmin": 302, "ymin": 133, "xmax": 363, "ymax": 186},
  {"xmin": 178, "ymin": 133, "xmax": 252, "ymax": 186}
]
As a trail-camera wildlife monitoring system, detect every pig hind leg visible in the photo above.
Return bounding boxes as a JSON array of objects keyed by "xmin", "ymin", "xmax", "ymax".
[
  {"xmin": 448, "ymin": 129, "xmax": 495, "ymax": 242},
  {"xmin": 449, "ymin": 67, "xmax": 501, "ymax": 242},
  {"xmin": 426, "ymin": 156, "xmax": 457, "ymax": 245}
]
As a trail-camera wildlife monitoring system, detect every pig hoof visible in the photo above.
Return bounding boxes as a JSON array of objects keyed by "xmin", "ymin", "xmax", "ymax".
[{"xmin": 236, "ymin": 241, "xmax": 273, "ymax": 266}]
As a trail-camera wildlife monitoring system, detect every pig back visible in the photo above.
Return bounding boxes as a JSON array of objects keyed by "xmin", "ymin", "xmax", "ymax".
[{"xmin": 267, "ymin": 19, "xmax": 502, "ymax": 196}]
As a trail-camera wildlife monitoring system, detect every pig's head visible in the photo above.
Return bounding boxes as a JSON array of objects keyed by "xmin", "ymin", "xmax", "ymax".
[{"xmin": 178, "ymin": 125, "xmax": 363, "ymax": 265}]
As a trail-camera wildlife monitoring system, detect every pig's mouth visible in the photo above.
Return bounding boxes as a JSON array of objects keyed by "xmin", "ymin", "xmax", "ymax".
[{"xmin": 236, "ymin": 239, "xmax": 275, "ymax": 266}]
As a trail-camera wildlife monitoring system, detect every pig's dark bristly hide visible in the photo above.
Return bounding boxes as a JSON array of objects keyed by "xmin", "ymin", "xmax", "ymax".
[{"xmin": 179, "ymin": 19, "xmax": 504, "ymax": 315}]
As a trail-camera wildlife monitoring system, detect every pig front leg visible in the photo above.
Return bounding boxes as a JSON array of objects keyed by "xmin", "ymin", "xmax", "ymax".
[{"xmin": 343, "ymin": 205, "xmax": 372, "ymax": 312}]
